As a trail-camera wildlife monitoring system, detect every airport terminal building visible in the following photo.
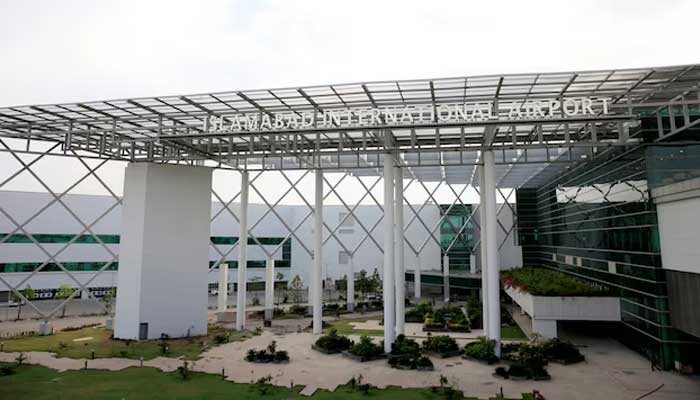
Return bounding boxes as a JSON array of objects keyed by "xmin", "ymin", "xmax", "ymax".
[{"xmin": 1, "ymin": 64, "xmax": 699, "ymax": 370}]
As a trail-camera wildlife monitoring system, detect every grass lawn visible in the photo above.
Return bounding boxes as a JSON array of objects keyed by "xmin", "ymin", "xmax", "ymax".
[
  {"xmin": 325, "ymin": 316, "xmax": 384, "ymax": 336},
  {"xmin": 0, "ymin": 325, "xmax": 257, "ymax": 361},
  {"xmin": 0, "ymin": 363, "xmax": 534, "ymax": 400},
  {"xmin": 326, "ymin": 317, "xmax": 527, "ymax": 340},
  {"xmin": 501, "ymin": 324, "xmax": 527, "ymax": 340}
]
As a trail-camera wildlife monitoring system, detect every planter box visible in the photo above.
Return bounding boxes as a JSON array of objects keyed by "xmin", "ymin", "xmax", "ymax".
[
  {"xmin": 342, "ymin": 351, "xmax": 386, "ymax": 363},
  {"xmin": 424, "ymin": 349, "xmax": 463, "ymax": 359},
  {"xmin": 505, "ymin": 286, "xmax": 620, "ymax": 338}
]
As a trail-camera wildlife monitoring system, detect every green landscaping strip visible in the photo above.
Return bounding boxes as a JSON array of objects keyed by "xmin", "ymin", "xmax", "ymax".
[
  {"xmin": 0, "ymin": 363, "xmax": 534, "ymax": 400},
  {"xmin": 0, "ymin": 326, "xmax": 255, "ymax": 361},
  {"xmin": 502, "ymin": 266, "xmax": 609, "ymax": 296},
  {"xmin": 325, "ymin": 317, "xmax": 384, "ymax": 337}
]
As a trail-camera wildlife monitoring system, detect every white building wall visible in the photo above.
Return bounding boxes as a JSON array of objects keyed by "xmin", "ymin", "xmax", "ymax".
[{"xmin": 1, "ymin": 190, "xmax": 520, "ymax": 292}]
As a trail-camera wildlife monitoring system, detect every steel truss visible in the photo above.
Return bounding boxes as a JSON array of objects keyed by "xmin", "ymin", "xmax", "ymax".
[{"xmin": 2, "ymin": 64, "xmax": 700, "ymax": 325}]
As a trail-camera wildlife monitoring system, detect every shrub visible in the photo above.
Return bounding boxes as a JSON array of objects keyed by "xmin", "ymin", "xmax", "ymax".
[
  {"xmin": 464, "ymin": 336, "xmax": 498, "ymax": 363},
  {"xmin": 289, "ymin": 304, "xmax": 307, "ymax": 315},
  {"xmin": 0, "ymin": 365, "xmax": 16, "ymax": 376},
  {"xmin": 507, "ymin": 364, "xmax": 529, "ymax": 378},
  {"xmin": 424, "ymin": 305, "xmax": 470, "ymax": 331},
  {"xmin": 314, "ymin": 328, "xmax": 353, "ymax": 353},
  {"xmin": 213, "ymin": 334, "xmax": 229, "ymax": 345},
  {"xmin": 415, "ymin": 356, "xmax": 434, "ymax": 369},
  {"xmin": 540, "ymin": 338, "xmax": 584, "ymax": 363},
  {"xmin": 405, "ymin": 301, "xmax": 433, "ymax": 322},
  {"xmin": 348, "ymin": 335, "xmax": 384, "ymax": 358},
  {"xmin": 255, "ymin": 374, "xmax": 273, "ymax": 395},
  {"xmin": 466, "ymin": 297, "xmax": 483, "ymax": 329},
  {"xmin": 245, "ymin": 341, "xmax": 290, "ymax": 363},
  {"xmin": 176, "ymin": 360, "xmax": 191, "ymax": 380},
  {"xmin": 422, "ymin": 335, "xmax": 458, "ymax": 354},
  {"xmin": 390, "ymin": 334, "xmax": 421, "ymax": 357},
  {"xmin": 502, "ymin": 266, "xmax": 608, "ymax": 296}
]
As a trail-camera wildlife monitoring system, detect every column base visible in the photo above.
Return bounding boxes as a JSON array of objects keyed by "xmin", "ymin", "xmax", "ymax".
[
  {"xmin": 38, "ymin": 320, "xmax": 53, "ymax": 336},
  {"xmin": 264, "ymin": 308, "xmax": 273, "ymax": 325},
  {"xmin": 347, "ymin": 302, "xmax": 354, "ymax": 312}
]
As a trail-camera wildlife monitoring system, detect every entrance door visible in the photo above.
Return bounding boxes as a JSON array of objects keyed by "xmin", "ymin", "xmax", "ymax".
[{"xmin": 139, "ymin": 323, "xmax": 148, "ymax": 340}]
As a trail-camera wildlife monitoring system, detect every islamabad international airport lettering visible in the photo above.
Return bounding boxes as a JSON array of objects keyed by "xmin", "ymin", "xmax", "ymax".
[{"xmin": 202, "ymin": 97, "xmax": 611, "ymax": 133}]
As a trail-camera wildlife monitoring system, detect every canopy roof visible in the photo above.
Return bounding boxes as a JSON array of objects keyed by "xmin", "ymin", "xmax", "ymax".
[{"xmin": 1, "ymin": 64, "xmax": 699, "ymax": 188}]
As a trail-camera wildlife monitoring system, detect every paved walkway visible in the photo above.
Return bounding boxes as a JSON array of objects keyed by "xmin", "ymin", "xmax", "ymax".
[{"xmin": 1, "ymin": 328, "xmax": 699, "ymax": 399}]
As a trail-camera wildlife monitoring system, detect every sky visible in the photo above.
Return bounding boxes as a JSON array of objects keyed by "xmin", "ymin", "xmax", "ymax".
[{"xmin": 0, "ymin": 0, "xmax": 698, "ymax": 204}]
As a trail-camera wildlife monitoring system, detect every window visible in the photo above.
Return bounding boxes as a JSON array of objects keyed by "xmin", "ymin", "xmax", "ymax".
[
  {"xmin": 338, "ymin": 251, "xmax": 351, "ymax": 264},
  {"xmin": 338, "ymin": 212, "xmax": 355, "ymax": 234}
]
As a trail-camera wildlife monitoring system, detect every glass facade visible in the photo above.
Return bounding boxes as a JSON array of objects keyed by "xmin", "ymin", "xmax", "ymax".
[
  {"xmin": 0, "ymin": 234, "xmax": 292, "ymax": 272},
  {"xmin": 439, "ymin": 204, "xmax": 474, "ymax": 273},
  {"xmin": 516, "ymin": 117, "xmax": 700, "ymax": 369}
]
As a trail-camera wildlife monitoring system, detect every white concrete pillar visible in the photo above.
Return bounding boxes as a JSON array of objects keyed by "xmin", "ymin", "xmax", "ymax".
[
  {"xmin": 483, "ymin": 150, "xmax": 501, "ymax": 356},
  {"xmin": 470, "ymin": 254, "xmax": 477, "ymax": 275},
  {"xmin": 236, "ymin": 171, "xmax": 249, "ymax": 331},
  {"xmin": 414, "ymin": 256, "xmax": 422, "ymax": 300},
  {"xmin": 443, "ymin": 255, "xmax": 450, "ymax": 303},
  {"xmin": 217, "ymin": 263, "xmax": 228, "ymax": 313},
  {"xmin": 347, "ymin": 256, "xmax": 355, "ymax": 312},
  {"xmin": 479, "ymin": 167, "xmax": 489, "ymax": 337},
  {"xmin": 264, "ymin": 257, "xmax": 275, "ymax": 322},
  {"xmin": 114, "ymin": 163, "xmax": 211, "ymax": 340},
  {"xmin": 394, "ymin": 166, "xmax": 405, "ymax": 336},
  {"xmin": 383, "ymin": 153, "xmax": 396, "ymax": 352},
  {"xmin": 312, "ymin": 169, "xmax": 323, "ymax": 334}
]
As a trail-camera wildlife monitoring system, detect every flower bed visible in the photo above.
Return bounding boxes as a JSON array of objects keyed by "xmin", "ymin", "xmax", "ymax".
[
  {"xmin": 405, "ymin": 301, "xmax": 433, "ymax": 323},
  {"xmin": 387, "ymin": 355, "xmax": 434, "ymax": 371},
  {"xmin": 423, "ymin": 305, "xmax": 470, "ymax": 333},
  {"xmin": 422, "ymin": 335, "xmax": 462, "ymax": 358},
  {"xmin": 245, "ymin": 341, "xmax": 290, "ymax": 364},
  {"xmin": 312, "ymin": 328, "xmax": 353, "ymax": 354},
  {"xmin": 462, "ymin": 336, "xmax": 498, "ymax": 364},
  {"xmin": 343, "ymin": 335, "xmax": 386, "ymax": 362},
  {"xmin": 389, "ymin": 334, "xmax": 421, "ymax": 358}
]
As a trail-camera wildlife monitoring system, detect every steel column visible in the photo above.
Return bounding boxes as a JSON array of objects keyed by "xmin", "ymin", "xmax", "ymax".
[
  {"xmin": 312, "ymin": 169, "xmax": 323, "ymax": 334},
  {"xmin": 394, "ymin": 166, "xmax": 405, "ymax": 335},
  {"xmin": 264, "ymin": 257, "xmax": 275, "ymax": 323},
  {"xmin": 483, "ymin": 150, "xmax": 501, "ymax": 356},
  {"xmin": 218, "ymin": 263, "xmax": 228, "ymax": 313},
  {"xmin": 414, "ymin": 256, "xmax": 422, "ymax": 300},
  {"xmin": 383, "ymin": 153, "xmax": 396, "ymax": 351},
  {"xmin": 479, "ymin": 167, "xmax": 489, "ymax": 337},
  {"xmin": 236, "ymin": 171, "xmax": 249, "ymax": 331},
  {"xmin": 347, "ymin": 256, "xmax": 355, "ymax": 312},
  {"xmin": 443, "ymin": 255, "xmax": 450, "ymax": 302}
]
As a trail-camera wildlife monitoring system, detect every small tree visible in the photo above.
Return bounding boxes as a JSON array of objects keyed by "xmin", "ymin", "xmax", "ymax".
[
  {"xmin": 54, "ymin": 284, "xmax": 75, "ymax": 318},
  {"xmin": 275, "ymin": 272, "xmax": 284, "ymax": 304},
  {"xmin": 289, "ymin": 275, "xmax": 303, "ymax": 305},
  {"xmin": 100, "ymin": 288, "xmax": 116, "ymax": 317},
  {"xmin": 13, "ymin": 285, "xmax": 35, "ymax": 321}
]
